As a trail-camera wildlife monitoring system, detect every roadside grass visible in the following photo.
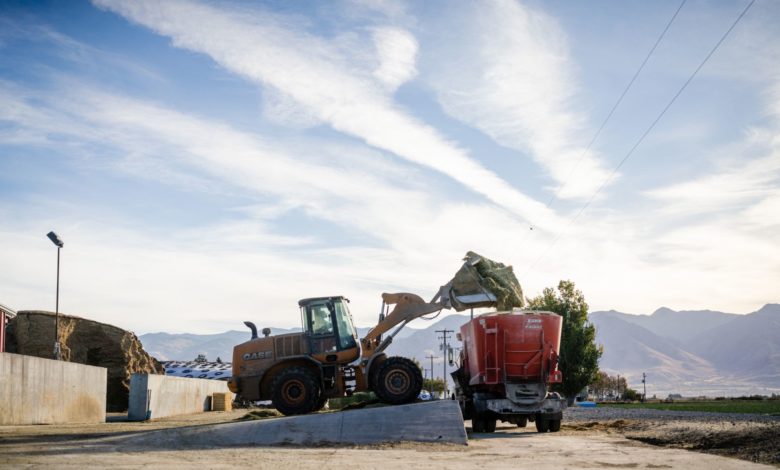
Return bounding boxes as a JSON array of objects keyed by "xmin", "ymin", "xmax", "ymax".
[{"xmin": 599, "ymin": 400, "xmax": 780, "ymax": 415}]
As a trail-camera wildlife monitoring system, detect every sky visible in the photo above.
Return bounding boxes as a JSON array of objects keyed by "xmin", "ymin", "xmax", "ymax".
[{"xmin": 1, "ymin": 0, "xmax": 778, "ymax": 334}]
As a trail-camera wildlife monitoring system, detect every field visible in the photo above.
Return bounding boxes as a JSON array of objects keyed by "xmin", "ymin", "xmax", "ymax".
[{"xmin": 599, "ymin": 399, "xmax": 780, "ymax": 415}]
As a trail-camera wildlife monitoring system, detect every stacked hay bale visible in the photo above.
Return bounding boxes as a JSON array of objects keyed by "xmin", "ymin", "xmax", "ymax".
[{"xmin": 6, "ymin": 311, "xmax": 163, "ymax": 411}]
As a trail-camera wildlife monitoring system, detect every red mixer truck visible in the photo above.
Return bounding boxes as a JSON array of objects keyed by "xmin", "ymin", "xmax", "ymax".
[{"xmin": 451, "ymin": 310, "xmax": 566, "ymax": 433}]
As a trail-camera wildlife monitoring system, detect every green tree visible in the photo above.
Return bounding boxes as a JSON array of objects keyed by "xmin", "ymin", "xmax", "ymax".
[
  {"xmin": 528, "ymin": 280, "xmax": 602, "ymax": 404},
  {"xmin": 423, "ymin": 378, "xmax": 446, "ymax": 394}
]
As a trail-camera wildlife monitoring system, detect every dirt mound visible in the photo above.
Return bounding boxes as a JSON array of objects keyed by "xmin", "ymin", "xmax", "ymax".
[{"xmin": 7, "ymin": 311, "xmax": 163, "ymax": 411}]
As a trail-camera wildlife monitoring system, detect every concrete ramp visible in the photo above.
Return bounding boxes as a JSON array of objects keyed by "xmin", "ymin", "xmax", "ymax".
[{"xmin": 110, "ymin": 400, "xmax": 467, "ymax": 448}]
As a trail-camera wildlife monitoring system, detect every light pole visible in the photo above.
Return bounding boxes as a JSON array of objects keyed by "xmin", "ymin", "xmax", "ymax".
[{"xmin": 46, "ymin": 231, "xmax": 64, "ymax": 360}]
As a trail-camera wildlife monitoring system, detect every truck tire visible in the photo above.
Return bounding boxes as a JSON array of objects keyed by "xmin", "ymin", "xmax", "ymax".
[
  {"xmin": 549, "ymin": 419, "xmax": 561, "ymax": 432},
  {"xmin": 471, "ymin": 413, "xmax": 496, "ymax": 433},
  {"xmin": 535, "ymin": 416, "xmax": 550, "ymax": 433},
  {"xmin": 373, "ymin": 356, "xmax": 423, "ymax": 405},
  {"xmin": 516, "ymin": 417, "xmax": 528, "ymax": 428},
  {"xmin": 471, "ymin": 415, "xmax": 485, "ymax": 433},
  {"xmin": 484, "ymin": 415, "xmax": 496, "ymax": 433},
  {"xmin": 271, "ymin": 367, "xmax": 321, "ymax": 416}
]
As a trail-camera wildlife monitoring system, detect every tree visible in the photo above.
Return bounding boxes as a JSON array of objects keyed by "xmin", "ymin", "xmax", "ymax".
[
  {"xmin": 528, "ymin": 280, "xmax": 602, "ymax": 404},
  {"xmin": 423, "ymin": 378, "xmax": 446, "ymax": 395}
]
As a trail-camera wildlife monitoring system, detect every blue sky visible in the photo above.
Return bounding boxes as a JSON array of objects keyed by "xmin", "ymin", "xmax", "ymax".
[{"xmin": 1, "ymin": 0, "xmax": 778, "ymax": 334}]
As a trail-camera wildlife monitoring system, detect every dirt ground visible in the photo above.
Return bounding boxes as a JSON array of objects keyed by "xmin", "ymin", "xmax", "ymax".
[
  {"xmin": 1, "ymin": 410, "xmax": 778, "ymax": 469},
  {"xmin": 562, "ymin": 418, "xmax": 780, "ymax": 466}
]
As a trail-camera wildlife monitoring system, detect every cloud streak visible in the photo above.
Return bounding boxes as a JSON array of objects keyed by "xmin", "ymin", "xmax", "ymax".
[
  {"xmin": 92, "ymin": 0, "xmax": 564, "ymax": 232},
  {"xmin": 423, "ymin": 0, "xmax": 612, "ymax": 200}
]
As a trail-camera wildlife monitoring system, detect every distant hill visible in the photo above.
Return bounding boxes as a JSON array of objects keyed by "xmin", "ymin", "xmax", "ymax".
[
  {"xmin": 590, "ymin": 303, "xmax": 780, "ymax": 396},
  {"xmin": 139, "ymin": 304, "xmax": 780, "ymax": 397}
]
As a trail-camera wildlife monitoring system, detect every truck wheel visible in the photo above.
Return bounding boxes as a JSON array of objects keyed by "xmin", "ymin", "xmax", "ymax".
[
  {"xmin": 271, "ymin": 367, "xmax": 320, "ymax": 416},
  {"xmin": 373, "ymin": 357, "xmax": 422, "ymax": 405},
  {"xmin": 516, "ymin": 417, "xmax": 528, "ymax": 428},
  {"xmin": 549, "ymin": 419, "xmax": 561, "ymax": 432},
  {"xmin": 471, "ymin": 415, "xmax": 486, "ymax": 433},
  {"xmin": 484, "ymin": 416, "xmax": 496, "ymax": 433},
  {"xmin": 535, "ymin": 416, "xmax": 550, "ymax": 433}
]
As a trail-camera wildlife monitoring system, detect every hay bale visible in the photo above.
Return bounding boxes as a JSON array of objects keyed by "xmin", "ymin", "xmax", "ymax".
[{"xmin": 7, "ymin": 311, "xmax": 163, "ymax": 411}]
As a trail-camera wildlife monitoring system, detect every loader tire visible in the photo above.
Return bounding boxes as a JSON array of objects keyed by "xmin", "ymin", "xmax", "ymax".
[
  {"xmin": 373, "ymin": 356, "xmax": 423, "ymax": 405},
  {"xmin": 313, "ymin": 395, "xmax": 328, "ymax": 412},
  {"xmin": 271, "ymin": 367, "xmax": 320, "ymax": 416}
]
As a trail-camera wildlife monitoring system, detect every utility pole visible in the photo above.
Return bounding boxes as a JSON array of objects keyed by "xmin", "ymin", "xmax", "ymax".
[
  {"xmin": 436, "ymin": 329, "xmax": 453, "ymax": 397},
  {"xmin": 425, "ymin": 355, "xmax": 439, "ymax": 398},
  {"xmin": 642, "ymin": 373, "xmax": 647, "ymax": 403}
]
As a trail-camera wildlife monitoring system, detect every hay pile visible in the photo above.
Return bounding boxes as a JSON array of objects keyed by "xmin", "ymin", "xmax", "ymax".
[
  {"xmin": 7, "ymin": 311, "xmax": 163, "ymax": 411},
  {"xmin": 448, "ymin": 251, "xmax": 524, "ymax": 311}
]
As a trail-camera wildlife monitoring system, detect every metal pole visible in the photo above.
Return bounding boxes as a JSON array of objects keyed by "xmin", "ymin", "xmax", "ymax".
[
  {"xmin": 436, "ymin": 329, "xmax": 453, "ymax": 397},
  {"xmin": 426, "ymin": 354, "xmax": 438, "ymax": 398},
  {"xmin": 53, "ymin": 246, "xmax": 61, "ymax": 360},
  {"xmin": 642, "ymin": 373, "xmax": 647, "ymax": 402}
]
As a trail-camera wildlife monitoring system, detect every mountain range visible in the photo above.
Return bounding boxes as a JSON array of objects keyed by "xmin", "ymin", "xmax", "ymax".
[{"xmin": 139, "ymin": 304, "xmax": 780, "ymax": 397}]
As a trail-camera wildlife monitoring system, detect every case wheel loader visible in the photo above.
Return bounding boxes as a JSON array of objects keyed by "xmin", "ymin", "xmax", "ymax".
[{"xmin": 228, "ymin": 252, "xmax": 522, "ymax": 416}]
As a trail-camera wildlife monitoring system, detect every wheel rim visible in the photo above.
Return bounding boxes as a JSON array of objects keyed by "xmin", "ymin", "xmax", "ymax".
[
  {"xmin": 282, "ymin": 379, "xmax": 306, "ymax": 404},
  {"xmin": 384, "ymin": 369, "xmax": 411, "ymax": 395}
]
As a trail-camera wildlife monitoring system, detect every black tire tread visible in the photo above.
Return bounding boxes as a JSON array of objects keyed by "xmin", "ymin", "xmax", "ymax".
[
  {"xmin": 373, "ymin": 356, "xmax": 423, "ymax": 405},
  {"xmin": 271, "ymin": 366, "xmax": 320, "ymax": 416}
]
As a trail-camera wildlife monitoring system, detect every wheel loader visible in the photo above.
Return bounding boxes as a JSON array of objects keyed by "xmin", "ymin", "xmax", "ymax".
[{"xmin": 227, "ymin": 252, "xmax": 523, "ymax": 416}]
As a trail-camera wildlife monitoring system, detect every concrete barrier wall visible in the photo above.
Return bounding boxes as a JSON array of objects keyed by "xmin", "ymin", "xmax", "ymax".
[
  {"xmin": 128, "ymin": 374, "xmax": 232, "ymax": 421},
  {"xmin": 0, "ymin": 352, "xmax": 107, "ymax": 425}
]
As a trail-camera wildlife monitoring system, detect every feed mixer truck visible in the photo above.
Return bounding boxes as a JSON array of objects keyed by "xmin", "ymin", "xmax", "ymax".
[{"xmin": 452, "ymin": 310, "xmax": 566, "ymax": 433}]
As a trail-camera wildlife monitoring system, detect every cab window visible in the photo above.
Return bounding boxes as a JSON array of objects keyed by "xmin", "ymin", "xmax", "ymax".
[{"xmin": 309, "ymin": 303, "xmax": 334, "ymax": 336}]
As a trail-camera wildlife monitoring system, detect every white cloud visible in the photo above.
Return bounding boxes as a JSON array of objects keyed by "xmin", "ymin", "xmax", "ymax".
[
  {"xmin": 372, "ymin": 27, "xmax": 418, "ymax": 91},
  {"xmin": 423, "ymin": 0, "xmax": 611, "ymax": 200},
  {"xmin": 92, "ymin": 0, "xmax": 564, "ymax": 232}
]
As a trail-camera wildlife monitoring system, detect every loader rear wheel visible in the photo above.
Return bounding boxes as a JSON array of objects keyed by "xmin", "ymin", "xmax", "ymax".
[
  {"xmin": 471, "ymin": 413, "xmax": 496, "ymax": 433},
  {"xmin": 373, "ymin": 356, "xmax": 423, "ymax": 405},
  {"xmin": 271, "ymin": 367, "xmax": 320, "ymax": 416}
]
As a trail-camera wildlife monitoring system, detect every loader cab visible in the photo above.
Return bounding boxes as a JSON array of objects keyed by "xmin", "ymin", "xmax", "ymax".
[{"xmin": 299, "ymin": 296, "xmax": 359, "ymax": 363}]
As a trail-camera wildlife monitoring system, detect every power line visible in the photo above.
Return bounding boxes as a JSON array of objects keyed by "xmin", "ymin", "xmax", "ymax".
[
  {"xmin": 522, "ymin": 0, "xmax": 756, "ymax": 277},
  {"xmin": 517, "ymin": 0, "xmax": 686, "ymax": 251},
  {"xmin": 543, "ymin": 0, "xmax": 688, "ymax": 212}
]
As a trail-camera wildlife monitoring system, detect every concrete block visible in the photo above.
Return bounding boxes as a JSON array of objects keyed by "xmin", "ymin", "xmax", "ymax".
[
  {"xmin": 112, "ymin": 400, "xmax": 467, "ymax": 448},
  {"xmin": 128, "ymin": 374, "xmax": 232, "ymax": 421},
  {"xmin": 0, "ymin": 352, "xmax": 106, "ymax": 425}
]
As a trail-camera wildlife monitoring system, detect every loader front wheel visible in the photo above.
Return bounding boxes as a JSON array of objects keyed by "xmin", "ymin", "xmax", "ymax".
[
  {"xmin": 373, "ymin": 356, "xmax": 423, "ymax": 405},
  {"xmin": 271, "ymin": 367, "xmax": 320, "ymax": 416}
]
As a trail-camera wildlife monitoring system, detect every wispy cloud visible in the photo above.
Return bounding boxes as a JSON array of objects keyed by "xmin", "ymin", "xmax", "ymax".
[
  {"xmin": 422, "ymin": 0, "xmax": 611, "ymax": 200},
  {"xmin": 92, "ymin": 0, "xmax": 564, "ymax": 231}
]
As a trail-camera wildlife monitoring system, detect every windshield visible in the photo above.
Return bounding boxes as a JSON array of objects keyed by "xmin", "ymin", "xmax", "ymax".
[
  {"xmin": 333, "ymin": 299, "xmax": 358, "ymax": 350},
  {"xmin": 309, "ymin": 303, "xmax": 334, "ymax": 336}
]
